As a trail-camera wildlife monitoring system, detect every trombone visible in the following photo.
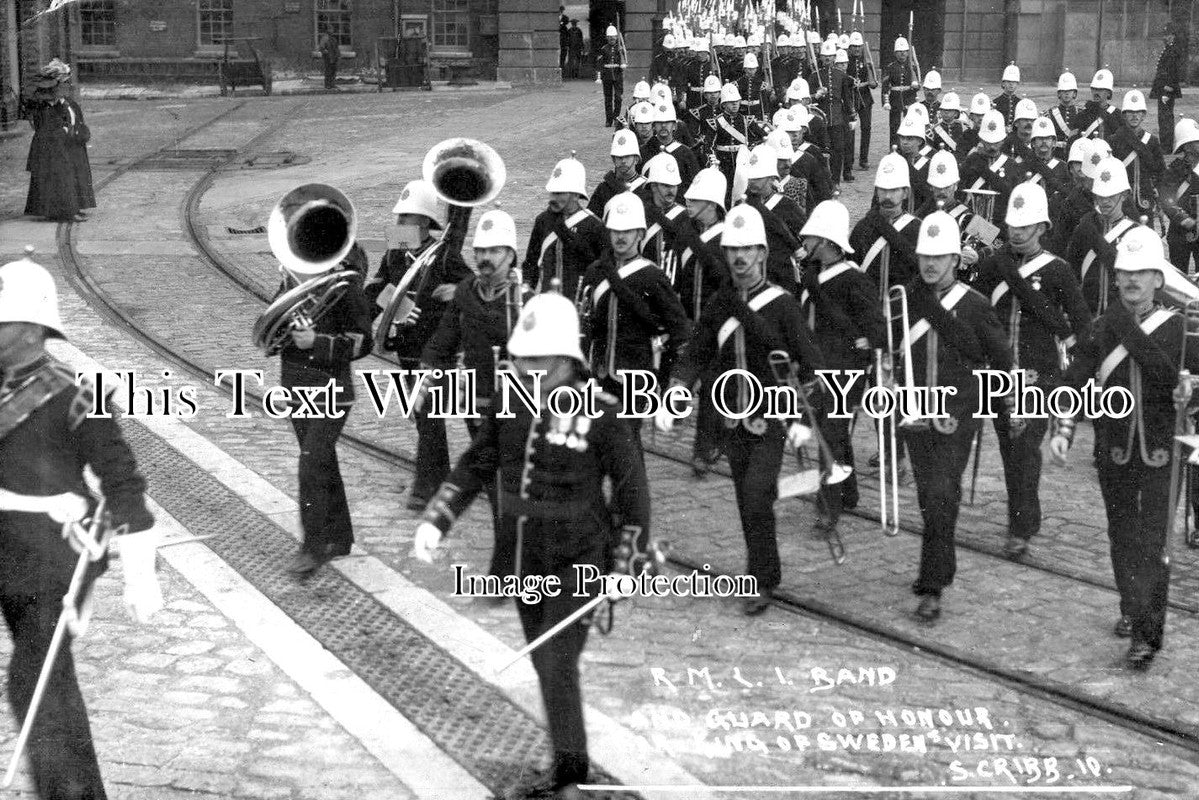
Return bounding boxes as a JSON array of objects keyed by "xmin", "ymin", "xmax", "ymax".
[
  {"xmin": 767, "ymin": 350, "xmax": 852, "ymax": 565},
  {"xmin": 1167, "ymin": 300, "xmax": 1199, "ymax": 551},
  {"xmin": 877, "ymin": 285, "xmax": 924, "ymax": 536},
  {"xmin": 253, "ymin": 184, "xmax": 359, "ymax": 356}
]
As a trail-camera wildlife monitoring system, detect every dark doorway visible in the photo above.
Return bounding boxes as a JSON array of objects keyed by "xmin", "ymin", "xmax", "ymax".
[{"xmin": 880, "ymin": 0, "xmax": 947, "ymax": 71}]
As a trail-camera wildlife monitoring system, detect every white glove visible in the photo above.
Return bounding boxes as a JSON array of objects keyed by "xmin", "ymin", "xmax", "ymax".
[
  {"xmin": 654, "ymin": 403, "xmax": 676, "ymax": 433},
  {"xmin": 787, "ymin": 422, "xmax": 813, "ymax": 449},
  {"xmin": 883, "ymin": 102, "xmax": 891, "ymax": 111},
  {"xmin": 399, "ymin": 305, "xmax": 422, "ymax": 326},
  {"xmin": 47, "ymin": 492, "xmax": 90, "ymax": 523},
  {"xmin": 960, "ymin": 245, "xmax": 979, "ymax": 266},
  {"xmin": 412, "ymin": 522, "xmax": 443, "ymax": 563},
  {"xmin": 1049, "ymin": 434, "xmax": 1070, "ymax": 466},
  {"xmin": 117, "ymin": 530, "xmax": 165, "ymax": 623}
]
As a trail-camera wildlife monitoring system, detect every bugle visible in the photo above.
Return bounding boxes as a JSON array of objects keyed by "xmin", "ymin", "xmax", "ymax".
[{"xmin": 254, "ymin": 183, "xmax": 358, "ymax": 356}]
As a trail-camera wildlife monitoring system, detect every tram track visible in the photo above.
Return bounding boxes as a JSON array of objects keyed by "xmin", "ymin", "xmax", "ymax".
[{"xmin": 56, "ymin": 106, "xmax": 1199, "ymax": 768}]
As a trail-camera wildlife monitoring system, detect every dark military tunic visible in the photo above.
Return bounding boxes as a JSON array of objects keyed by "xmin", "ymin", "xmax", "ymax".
[{"xmin": 522, "ymin": 207, "xmax": 606, "ymax": 298}]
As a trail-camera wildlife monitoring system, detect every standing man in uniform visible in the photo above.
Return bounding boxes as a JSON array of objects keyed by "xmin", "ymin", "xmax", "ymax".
[
  {"xmin": 1050, "ymin": 226, "xmax": 1199, "ymax": 668},
  {"xmin": 523, "ymin": 156, "xmax": 606, "ymax": 299},
  {"xmin": 881, "ymin": 37, "xmax": 918, "ymax": 143},
  {"xmin": 1110, "ymin": 89, "xmax": 1166, "ymax": 220},
  {"xmin": 1076, "ymin": 69, "xmax": 1125, "ymax": 141},
  {"xmin": 413, "ymin": 293, "xmax": 651, "ymax": 798},
  {"xmin": 994, "ymin": 63, "xmax": 1022, "ymax": 132},
  {"xmin": 657, "ymin": 204, "xmax": 824, "ymax": 614},
  {"xmin": 318, "ymin": 25, "xmax": 340, "ymax": 91},
  {"xmin": 813, "ymin": 40, "xmax": 857, "ymax": 186},
  {"xmin": 1160, "ymin": 118, "xmax": 1199, "ymax": 274},
  {"xmin": 367, "ymin": 180, "xmax": 470, "ymax": 510},
  {"xmin": 971, "ymin": 182, "xmax": 1091, "ymax": 559},
  {"xmin": 0, "ymin": 252, "xmax": 156, "ymax": 800},
  {"xmin": 590, "ymin": 130, "xmax": 647, "ymax": 216},
  {"xmin": 1151, "ymin": 24, "xmax": 1187, "ymax": 152},
  {"xmin": 597, "ymin": 25, "xmax": 626, "ymax": 127},
  {"xmin": 960, "ymin": 110, "xmax": 1017, "ymax": 219},
  {"xmin": 1066, "ymin": 157, "xmax": 1142, "ymax": 316},
  {"xmin": 1050, "ymin": 71, "xmax": 1081, "ymax": 160},
  {"xmin": 900, "ymin": 211, "xmax": 1012, "ymax": 621},
  {"xmin": 705, "ymin": 83, "xmax": 767, "ymax": 204},
  {"xmin": 852, "ymin": 152, "xmax": 921, "ymax": 294},
  {"xmin": 847, "ymin": 30, "xmax": 877, "ymax": 171}
]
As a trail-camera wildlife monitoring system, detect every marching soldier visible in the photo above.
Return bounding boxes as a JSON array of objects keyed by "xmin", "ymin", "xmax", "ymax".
[
  {"xmin": 1048, "ymin": 137, "xmax": 1100, "ymax": 253},
  {"xmin": 1151, "ymin": 24, "xmax": 1187, "ymax": 152},
  {"xmin": 917, "ymin": 151, "xmax": 987, "ymax": 280},
  {"xmin": 1050, "ymin": 226, "xmax": 1199, "ymax": 668},
  {"xmin": 1110, "ymin": 89, "xmax": 1166, "ymax": 219},
  {"xmin": 597, "ymin": 25, "xmax": 626, "ymax": 127},
  {"xmin": 1004, "ymin": 98, "xmax": 1039, "ymax": 160},
  {"xmin": 579, "ymin": 192, "xmax": 691, "ymax": 454},
  {"xmin": 1076, "ymin": 68, "xmax": 1126, "ymax": 141},
  {"xmin": 620, "ymin": 80, "xmax": 652, "ymax": 130},
  {"xmin": 797, "ymin": 200, "xmax": 887, "ymax": 531},
  {"xmin": 784, "ymin": 77, "xmax": 831, "ymax": 154},
  {"xmin": 851, "ymin": 152, "xmax": 921, "ymax": 295},
  {"xmin": 960, "ymin": 109, "xmax": 1017, "ymax": 218},
  {"xmin": 705, "ymin": 83, "xmax": 766, "ymax": 201},
  {"xmin": 1022, "ymin": 117, "xmax": 1071, "ymax": 197},
  {"xmin": 645, "ymin": 101, "xmax": 700, "ymax": 196},
  {"xmin": 692, "ymin": 74, "xmax": 724, "ymax": 154},
  {"xmin": 929, "ymin": 92, "xmax": 967, "ymax": 155},
  {"xmin": 421, "ymin": 209, "xmax": 534, "ymax": 580},
  {"xmin": 772, "ymin": 34, "xmax": 800, "ymax": 97},
  {"xmin": 917, "ymin": 70, "xmax": 943, "ymax": 122},
  {"xmin": 767, "ymin": 128, "xmax": 807, "ymax": 210},
  {"xmin": 846, "ymin": 30, "xmax": 877, "ymax": 170},
  {"xmin": 590, "ymin": 130, "xmax": 647, "ymax": 217},
  {"xmin": 0, "ymin": 252, "xmax": 155, "ymax": 800},
  {"xmin": 737, "ymin": 52, "xmax": 773, "ymax": 123},
  {"xmin": 641, "ymin": 152, "xmax": 693, "ymax": 291},
  {"xmin": 972, "ymin": 182, "xmax": 1091, "ymax": 558},
  {"xmin": 813, "ymin": 40, "xmax": 857, "ymax": 185},
  {"xmin": 1050, "ymin": 71, "xmax": 1081, "ymax": 160},
  {"xmin": 1160, "ymin": 118, "xmax": 1199, "ymax": 274},
  {"xmin": 958, "ymin": 92, "xmax": 993, "ymax": 154},
  {"xmin": 625, "ymin": 102, "xmax": 656, "ymax": 148},
  {"xmin": 899, "ymin": 211, "xmax": 1012, "ymax": 621},
  {"xmin": 367, "ymin": 180, "xmax": 470, "ymax": 510},
  {"xmin": 881, "ymin": 36, "xmax": 919, "ymax": 141},
  {"xmin": 413, "ymin": 293, "xmax": 650, "ymax": 798},
  {"xmin": 895, "ymin": 112, "xmax": 933, "ymax": 210},
  {"xmin": 1066, "ymin": 157, "xmax": 1143, "ymax": 316},
  {"xmin": 743, "ymin": 143, "xmax": 806, "ymax": 294},
  {"xmin": 523, "ymin": 156, "xmax": 606, "ymax": 299},
  {"xmin": 657, "ymin": 204, "xmax": 824, "ymax": 614},
  {"xmin": 994, "ymin": 63, "xmax": 1022, "ymax": 131}
]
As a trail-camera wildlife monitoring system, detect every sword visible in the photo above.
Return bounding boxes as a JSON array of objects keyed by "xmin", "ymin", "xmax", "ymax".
[{"xmin": 967, "ymin": 426, "xmax": 984, "ymax": 505}]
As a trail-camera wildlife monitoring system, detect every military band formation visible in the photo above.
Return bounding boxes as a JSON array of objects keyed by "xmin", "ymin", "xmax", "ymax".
[{"xmin": 1, "ymin": 19, "xmax": 1197, "ymax": 800}]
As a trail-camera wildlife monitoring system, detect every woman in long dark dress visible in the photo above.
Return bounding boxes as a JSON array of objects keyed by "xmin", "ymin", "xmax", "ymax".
[{"xmin": 23, "ymin": 62, "xmax": 91, "ymax": 223}]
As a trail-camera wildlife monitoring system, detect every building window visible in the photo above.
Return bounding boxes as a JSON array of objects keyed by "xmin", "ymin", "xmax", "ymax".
[
  {"xmin": 79, "ymin": 0, "xmax": 117, "ymax": 48},
  {"xmin": 316, "ymin": 0, "xmax": 353, "ymax": 49},
  {"xmin": 198, "ymin": 0, "xmax": 234, "ymax": 46},
  {"xmin": 432, "ymin": 0, "xmax": 470, "ymax": 50}
]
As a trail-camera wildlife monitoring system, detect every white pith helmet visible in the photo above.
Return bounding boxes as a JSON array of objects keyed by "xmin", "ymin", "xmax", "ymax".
[
  {"xmin": 1057, "ymin": 71, "xmax": 1078, "ymax": 92},
  {"xmin": 722, "ymin": 204, "xmax": 767, "ymax": 248},
  {"xmin": 391, "ymin": 179, "xmax": 447, "ymax": 229},
  {"xmin": 1121, "ymin": 89, "xmax": 1147, "ymax": 113},
  {"xmin": 940, "ymin": 92, "xmax": 962, "ymax": 112},
  {"xmin": 1090, "ymin": 156, "xmax": 1131, "ymax": 197},
  {"xmin": 1090, "ymin": 68, "xmax": 1114, "ymax": 91},
  {"xmin": 644, "ymin": 152, "xmax": 681, "ymax": 186},
  {"xmin": 923, "ymin": 70, "xmax": 942, "ymax": 90},
  {"xmin": 683, "ymin": 167, "xmax": 727, "ymax": 210},
  {"xmin": 1014, "ymin": 98, "xmax": 1038, "ymax": 121},
  {"xmin": 916, "ymin": 211, "xmax": 961, "ymax": 257},
  {"xmin": 926, "ymin": 150, "xmax": 960, "ymax": 189},
  {"xmin": 799, "ymin": 200, "xmax": 853, "ymax": 253},
  {"xmin": 894, "ymin": 36, "xmax": 909, "ymax": 51},
  {"xmin": 545, "ymin": 156, "xmax": 588, "ymax": 198},
  {"xmin": 979, "ymin": 110, "xmax": 1007, "ymax": 144},
  {"xmin": 633, "ymin": 80, "xmax": 651, "ymax": 99},
  {"xmin": 743, "ymin": 144, "xmax": 780, "ymax": 181},
  {"xmin": 1004, "ymin": 182, "xmax": 1051, "ymax": 228},
  {"xmin": 970, "ymin": 92, "xmax": 992, "ymax": 115},
  {"xmin": 1002, "ymin": 63, "xmax": 1021, "ymax": 83},
  {"xmin": 720, "ymin": 82, "xmax": 742, "ymax": 104},
  {"xmin": 610, "ymin": 130, "xmax": 640, "ymax": 158},
  {"xmin": 1031, "ymin": 117, "xmax": 1056, "ymax": 140},
  {"xmin": 473, "ymin": 209, "xmax": 518, "ymax": 251},
  {"xmin": 604, "ymin": 192, "xmax": 647, "ymax": 231},
  {"xmin": 875, "ymin": 152, "xmax": 911, "ymax": 190},
  {"xmin": 0, "ymin": 248, "xmax": 65, "ymax": 339},
  {"xmin": 1174, "ymin": 118, "xmax": 1199, "ymax": 152},
  {"xmin": 506, "ymin": 293, "xmax": 587, "ymax": 365}
]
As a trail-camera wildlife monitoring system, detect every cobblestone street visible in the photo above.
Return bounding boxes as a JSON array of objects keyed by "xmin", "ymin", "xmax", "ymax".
[{"xmin": 3, "ymin": 79, "xmax": 1199, "ymax": 799}]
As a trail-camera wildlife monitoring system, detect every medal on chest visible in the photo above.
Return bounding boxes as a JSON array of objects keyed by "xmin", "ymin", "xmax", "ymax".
[{"xmin": 545, "ymin": 413, "xmax": 592, "ymax": 452}]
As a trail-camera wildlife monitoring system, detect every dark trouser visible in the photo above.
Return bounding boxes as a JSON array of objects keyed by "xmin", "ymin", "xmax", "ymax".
[
  {"xmin": 1159, "ymin": 97, "xmax": 1176, "ymax": 152},
  {"xmin": 816, "ymin": 383, "xmax": 861, "ymax": 523},
  {"xmin": 1096, "ymin": 450, "xmax": 1172, "ymax": 650},
  {"xmin": 516, "ymin": 535, "xmax": 603, "ymax": 787},
  {"xmin": 290, "ymin": 412, "xmax": 352, "ymax": 556},
  {"xmin": 1, "ymin": 590, "xmax": 106, "ymax": 799},
  {"xmin": 858, "ymin": 104, "xmax": 873, "ymax": 165},
  {"xmin": 724, "ymin": 421, "xmax": 786, "ymax": 591},
  {"xmin": 828, "ymin": 122, "xmax": 850, "ymax": 181},
  {"xmin": 405, "ymin": 360, "xmax": 450, "ymax": 503},
  {"xmin": 323, "ymin": 57, "xmax": 337, "ymax": 89},
  {"xmin": 601, "ymin": 70, "xmax": 624, "ymax": 124},
  {"xmin": 463, "ymin": 416, "xmax": 505, "ymax": 576},
  {"xmin": 1166, "ymin": 223, "xmax": 1199, "ymax": 275},
  {"xmin": 993, "ymin": 414, "xmax": 1049, "ymax": 541},
  {"xmin": 903, "ymin": 417, "xmax": 980, "ymax": 597},
  {"xmin": 692, "ymin": 372, "xmax": 723, "ymax": 464},
  {"xmin": 889, "ymin": 100, "xmax": 903, "ymax": 143}
]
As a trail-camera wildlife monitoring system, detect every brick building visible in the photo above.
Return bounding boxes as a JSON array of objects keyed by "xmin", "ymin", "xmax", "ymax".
[{"xmin": 0, "ymin": 0, "xmax": 1193, "ymax": 128}]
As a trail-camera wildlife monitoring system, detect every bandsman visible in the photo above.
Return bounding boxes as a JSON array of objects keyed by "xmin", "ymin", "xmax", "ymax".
[
  {"xmin": 0, "ymin": 252, "xmax": 155, "ymax": 800},
  {"xmin": 1050, "ymin": 71, "xmax": 1081, "ymax": 159},
  {"xmin": 797, "ymin": 201, "xmax": 887, "ymax": 531},
  {"xmin": 929, "ymin": 91, "xmax": 967, "ymax": 155},
  {"xmin": 579, "ymin": 192, "xmax": 691, "ymax": 453},
  {"xmin": 783, "ymin": 105, "xmax": 836, "ymax": 210},
  {"xmin": 1109, "ymin": 89, "xmax": 1165, "ymax": 219},
  {"xmin": 413, "ymin": 293, "xmax": 651, "ymax": 798},
  {"xmin": 1159, "ymin": 118, "xmax": 1199, "ymax": 274},
  {"xmin": 641, "ymin": 152, "xmax": 693, "ymax": 290},
  {"xmin": 1067, "ymin": 157, "xmax": 1142, "ymax": 316},
  {"xmin": 895, "ymin": 111, "xmax": 933, "ymax": 210},
  {"xmin": 597, "ymin": 25, "xmax": 626, "ymax": 127},
  {"xmin": 1050, "ymin": 226, "xmax": 1199, "ymax": 668},
  {"xmin": 960, "ymin": 109, "xmax": 1016, "ymax": 217},
  {"xmin": 813, "ymin": 39, "xmax": 857, "ymax": 185},
  {"xmin": 523, "ymin": 156, "xmax": 606, "ymax": 298},
  {"xmin": 957, "ymin": 92, "xmax": 993, "ymax": 154},
  {"xmin": 620, "ymin": 80, "xmax": 652, "ymax": 130},
  {"xmin": 657, "ymin": 204, "xmax": 824, "ymax": 614},
  {"xmin": 1047, "ymin": 137, "xmax": 1100, "ymax": 254},
  {"xmin": 767, "ymin": 127, "xmax": 806, "ymax": 210},
  {"xmin": 642, "ymin": 101, "xmax": 700, "ymax": 195},
  {"xmin": 1075, "ymin": 68, "xmax": 1125, "ymax": 141},
  {"xmin": 367, "ymin": 180, "xmax": 469, "ymax": 510},
  {"xmin": 421, "ymin": 209, "xmax": 534, "ymax": 579},
  {"xmin": 783, "ymin": 77, "xmax": 830, "ymax": 153},
  {"xmin": 692, "ymin": 74, "xmax": 724, "ymax": 148},
  {"xmin": 1022, "ymin": 117, "xmax": 1071, "ymax": 197},
  {"xmin": 994, "ymin": 63, "xmax": 1022, "ymax": 131},
  {"xmin": 899, "ymin": 211, "xmax": 1012, "ymax": 621},
  {"xmin": 971, "ymin": 182, "xmax": 1091, "ymax": 558},
  {"xmin": 851, "ymin": 152, "xmax": 921, "ymax": 294},
  {"xmin": 626, "ymin": 101, "xmax": 656, "ymax": 147},
  {"xmin": 881, "ymin": 36, "xmax": 919, "ymax": 140},
  {"xmin": 650, "ymin": 82, "xmax": 698, "ymax": 149},
  {"xmin": 590, "ymin": 130, "xmax": 647, "ymax": 217},
  {"xmin": 743, "ymin": 143, "xmax": 806, "ymax": 294},
  {"xmin": 917, "ymin": 69, "xmax": 943, "ymax": 121},
  {"xmin": 1004, "ymin": 98, "xmax": 1039, "ymax": 160},
  {"xmin": 846, "ymin": 30, "xmax": 878, "ymax": 170}
]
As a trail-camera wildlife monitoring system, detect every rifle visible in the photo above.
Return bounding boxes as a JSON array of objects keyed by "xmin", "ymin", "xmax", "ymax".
[{"xmin": 908, "ymin": 11, "xmax": 923, "ymax": 86}]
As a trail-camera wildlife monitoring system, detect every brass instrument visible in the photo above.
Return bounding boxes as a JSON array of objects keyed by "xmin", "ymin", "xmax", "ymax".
[
  {"xmin": 877, "ymin": 285, "xmax": 922, "ymax": 537},
  {"xmin": 254, "ymin": 184, "xmax": 359, "ymax": 356},
  {"xmin": 1187, "ymin": 196, "xmax": 1199, "ymax": 244},
  {"xmin": 1165, "ymin": 300, "xmax": 1199, "ymax": 550},
  {"xmin": 1131, "ymin": 154, "xmax": 1151, "ymax": 212},
  {"xmin": 1007, "ymin": 287, "xmax": 1028, "ymax": 437},
  {"xmin": 422, "ymin": 138, "xmax": 507, "ymax": 207},
  {"xmin": 768, "ymin": 350, "xmax": 852, "ymax": 564},
  {"xmin": 492, "ymin": 269, "xmax": 524, "ymax": 388}
]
